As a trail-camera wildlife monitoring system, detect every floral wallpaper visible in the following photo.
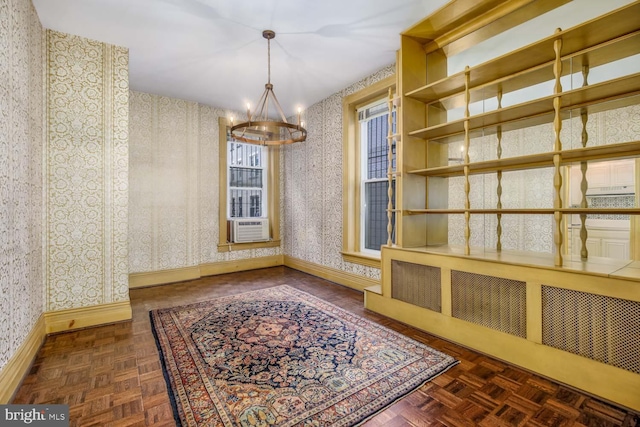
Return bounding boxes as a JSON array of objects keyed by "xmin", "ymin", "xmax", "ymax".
[
  {"xmin": 282, "ymin": 65, "xmax": 396, "ymax": 281},
  {"xmin": 128, "ymin": 91, "xmax": 281, "ymax": 274},
  {"xmin": 0, "ymin": 0, "xmax": 44, "ymax": 370},
  {"xmin": 46, "ymin": 30, "xmax": 129, "ymax": 311}
]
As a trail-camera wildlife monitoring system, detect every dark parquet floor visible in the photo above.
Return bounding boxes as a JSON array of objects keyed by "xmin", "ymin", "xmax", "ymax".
[{"xmin": 12, "ymin": 267, "xmax": 640, "ymax": 426}]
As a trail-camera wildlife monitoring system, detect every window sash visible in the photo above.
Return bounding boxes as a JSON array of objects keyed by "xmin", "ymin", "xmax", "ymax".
[
  {"xmin": 227, "ymin": 140, "xmax": 267, "ymax": 219},
  {"xmin": 228, "ymin": 141, "xmax": 264, "ymax": 167},
  {"xmin": 359, "ymin": 101, "xmax": 396, "ymax": 253},
  {"xmin": 363, "ymin": 180, "xmax": 396, "ymax": 252}
]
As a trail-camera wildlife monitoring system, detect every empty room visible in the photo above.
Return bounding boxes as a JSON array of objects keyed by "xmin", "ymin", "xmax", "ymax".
[{"xmin": 1, "ymin": 0, "xmax": 639, "ymax": 425}]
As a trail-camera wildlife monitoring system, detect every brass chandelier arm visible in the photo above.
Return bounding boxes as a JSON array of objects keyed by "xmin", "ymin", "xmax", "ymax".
[
  {"xmin": 250, "ymin": 85, "xmax": 270, "ymax": 121},
  {"xmin": 267, "ymin": 88, "xmax": 288, "ymax": 123}
]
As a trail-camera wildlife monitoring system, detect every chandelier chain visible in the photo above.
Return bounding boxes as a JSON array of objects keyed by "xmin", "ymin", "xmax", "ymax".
[{"xmin": 267, "ymin": 36, "xmax": 271, "ymax": 84}]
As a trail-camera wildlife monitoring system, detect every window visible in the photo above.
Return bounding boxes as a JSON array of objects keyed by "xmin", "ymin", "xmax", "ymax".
[
  {"xmin": 341, "ymin": 75, "xmax": 396, "ymax": 266},
  {"xmin": 359, "ymin": 100, "xmax": 396, "ymax": 253},
  {"xmin": 228, "ymin": 141, "xmax": 266, "ymax": 219},
  {"xmin": 218, "ymin": 117, "xmax": 280, "ymax": 251}
]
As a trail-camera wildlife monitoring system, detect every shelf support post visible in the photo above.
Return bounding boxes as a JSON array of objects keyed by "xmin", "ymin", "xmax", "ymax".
[
  {"xmin": 552, "ymin": 29, "xmax": 564, "ymax": 267},
  {"xmin": 496, "ymin": 90, "xmax": 503, "ymax": 252},
  {"xmin": 463, "ymin": 66, "xmax": 471, "ymax": 255},
  {"xmin": 579, "ymin": 65, "xmax": 590, "ymax": 260}
]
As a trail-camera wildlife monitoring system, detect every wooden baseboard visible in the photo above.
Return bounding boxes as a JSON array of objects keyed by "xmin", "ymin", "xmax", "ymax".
[
  {"xmin": 44, "ymin": 301, "xmax": 132, "ymax": 334},
  {"xmin": 1, "ymin": 301, "xmax": 135, "ymax": 402},
  {"xmin": 129, "ymin": 266, "xmax": 201, "ymax": 289},
  {"xmin": 200, "ymin": 255, "xmax": 284, "ymax": 276},
  {"xmin": 129, "ymin": 256, "xmax": 285, "ymax": 289},
  {"xmin": 284, "ymin": 256, "xmax": 380, "ymax": 292},
  {"xmin": 0, "ymin": 314, "xmax": 46, "ymax": 403},
  {"xmin": 129, "ymin": 256, "xmax": 379, "ymax": 292}
]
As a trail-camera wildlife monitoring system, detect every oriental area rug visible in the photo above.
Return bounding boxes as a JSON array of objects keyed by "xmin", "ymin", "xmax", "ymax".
[{"xmin": 150, "ymin": 285, "xmax": 458, "ymax": 426}]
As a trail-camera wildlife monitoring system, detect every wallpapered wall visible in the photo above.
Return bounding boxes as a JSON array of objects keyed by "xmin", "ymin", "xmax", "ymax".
[
  {"xmin": 0, "ymin": 0, "xmax": 43, "ymax": 371},
  {"xmin": 128, "ymin": 65, "xmax": 395, "ymax": 277},
  {"xmin": 46, "ymin": 30, "xmax": 130, "ymax": 311},
  {"xmin": 282, "ymin": 65, "xmax": 396, "ymax": 281},
  {"xmin": 128, "ymin": 91, "xmax": 281, "ymax": 274}
]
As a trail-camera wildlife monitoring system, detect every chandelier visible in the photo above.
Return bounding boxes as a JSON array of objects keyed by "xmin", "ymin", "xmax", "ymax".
[{"xmin": 230, "ymin": 30, "xmax": 307, "ymax": 145}]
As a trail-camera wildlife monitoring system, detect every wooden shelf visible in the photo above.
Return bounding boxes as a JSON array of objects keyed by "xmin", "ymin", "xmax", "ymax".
[
  {"xmin": 407, "ymin": 209, "xmax": 466, "ymax": 215},
  {"xmin": 409, "ymin": 152, "xmax": 554, "ymax": 177},
  {"xmin": 407, "ymin": 209, "xmax": 555, "ymax": 215},
  {"xmin": 561, "ymin": 140, "xmax": 640, "ymax": 163},
  {"xmin": 424, "ymin": 31, "xmax": 640, "ymax": 111},
  {"xmin": 405, "ymin": 2, "xmax": 640, "ymax": 105},
  {"xmin": 411, "ymin": 95, "xmax": 640, "ymax": 146},
  {"xmin": 409, "ymin": 73, "xmax": 640, "ymax": 141},
  {"xmin": 406, "ymin": 208, "xmax": 640, "ymax": 216},
  {"xmin": 559, "ymin": 208, "xmax": 640, "ymax": 215},
  {"xmin": 408, "ymin": 140, "xmax": 640, "ymax": 177}
]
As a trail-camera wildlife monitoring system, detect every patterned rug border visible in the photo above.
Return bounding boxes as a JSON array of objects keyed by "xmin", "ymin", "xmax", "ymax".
[
  {"xmin": 150, "ymin": 309, "xmax": 184, "ymax": 426},
  {"xmin": 150, "ymin": 285, "xmax": 459, "ymax": 426}
]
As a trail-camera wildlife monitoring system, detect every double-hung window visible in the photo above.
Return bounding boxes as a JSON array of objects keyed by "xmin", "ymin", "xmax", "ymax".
[
  {"xmin": 218, "ymin": 117, "xmax": 280, "ymax": 252},
  {"xmin": 227, "ymin": 140, "xmax": 267, "ymax": 219},
  {"xmin": 358, "ymin": 99, "xmax": 396, "ymax": 254},
  {"xmin": 341, "ymin": 75, "xmax": 395, "ymax": 266}
]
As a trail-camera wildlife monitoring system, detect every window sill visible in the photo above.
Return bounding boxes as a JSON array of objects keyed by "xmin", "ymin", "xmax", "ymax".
[
  {"xmin": 218, "ymin": 240, "xmax": 281, "ymax": 253},
  {"xmin": 341, "ymin": 251, "xmax": 381, "ymax": 269}
]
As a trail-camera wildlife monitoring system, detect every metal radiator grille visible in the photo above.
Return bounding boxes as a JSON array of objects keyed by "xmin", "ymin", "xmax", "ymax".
[
  {"xmin": 391, "ymin": 260, "xmax": 441, "ymax": 313},
  {"xmin": 451, "ymin": 271, "xmax": 526, "ymax": 338},
  {"xmin": 542, "ymin": 286, "xmax": 640, "ymax": 374}
]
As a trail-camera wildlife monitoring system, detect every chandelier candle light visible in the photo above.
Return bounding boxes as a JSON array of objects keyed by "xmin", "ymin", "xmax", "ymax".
[{"xmin": 230, "ymin": 30, "xmax": 307, "ymax": 145}]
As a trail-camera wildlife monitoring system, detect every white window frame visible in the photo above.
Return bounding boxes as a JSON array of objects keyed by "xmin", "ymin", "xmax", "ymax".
[
  {"xmin": 341, "ymin": 75, "xmax": 395, "ymax": 268},
  {"xmin": 218, "ymin": 117, "xmax": 281, "ymax": 252},
  {"xmin": 358, "ymin": 99, "xmax": 395, "ymax": 255}
]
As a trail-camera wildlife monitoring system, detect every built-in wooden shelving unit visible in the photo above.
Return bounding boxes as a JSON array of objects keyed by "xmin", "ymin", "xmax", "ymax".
[
  {"xmin": 370, "ymin": 0, "xmax": 640, "ymax": 412},
  {"xmin": 394, "ymin": 0, "xmax": 640, "ymax": 262}
]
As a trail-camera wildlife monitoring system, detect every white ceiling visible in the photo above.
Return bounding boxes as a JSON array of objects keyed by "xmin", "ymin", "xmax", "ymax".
[
  {"xmin": 32, "ymin": 0, "xmax": 449, "ymax": 116},
  {"xmin": 31, "ymin": 0, "xmax": 636, "ymax": 117}
]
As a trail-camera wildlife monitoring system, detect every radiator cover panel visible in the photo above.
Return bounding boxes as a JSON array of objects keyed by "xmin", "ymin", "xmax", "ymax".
[
  {"xmin": 451, "ymin": 270, "xmax": 527, "ymax": 338},
  {"xmin": 391, "ymin": 260, "xmax": 441, "ymax": 313},
  {"xmin": 542, "ymin": 286, "xmax": 640, "ymax": 374}
]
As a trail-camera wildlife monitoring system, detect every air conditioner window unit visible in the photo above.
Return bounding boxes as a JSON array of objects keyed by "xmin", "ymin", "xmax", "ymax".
[{"xmin": 229, "ymin": 218, "xmax": 270, "ymax": 243}]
